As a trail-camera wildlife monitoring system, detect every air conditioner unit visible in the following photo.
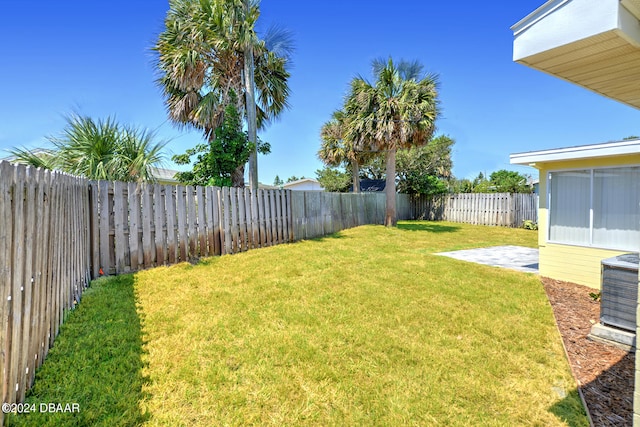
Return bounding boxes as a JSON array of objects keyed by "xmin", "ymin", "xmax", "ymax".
[{"xmin": 600, "ymin": 253, "xmax": 639, "ymax": 332}]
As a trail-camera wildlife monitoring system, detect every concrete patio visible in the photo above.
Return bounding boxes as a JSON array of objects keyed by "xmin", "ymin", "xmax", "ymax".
[{"xmin": 435, "ymin": 245, "xmax": 539, "ymax": 274}]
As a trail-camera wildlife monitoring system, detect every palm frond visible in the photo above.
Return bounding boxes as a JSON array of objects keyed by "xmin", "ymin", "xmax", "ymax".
[
  {"xmin": 261, "ymin": 24, "xmax": 295, "ymax": 63},
  {"xmin": 7, "ymin": 147, "xmax": 58, "ymax": 169},
  {"xmin": 155, "ymin": 0, "xmax": 292, "ymax": 137},
  {"xmin": 43, "ymin": 114, "xmax": 166, "ymax": 182}
]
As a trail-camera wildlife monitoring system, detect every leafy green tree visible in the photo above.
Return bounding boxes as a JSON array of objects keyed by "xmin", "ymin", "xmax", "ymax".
[
  {"xmin": 454, "ymin": 170, "xmax": 532, "ymax": 193},
  {"xmin": 285, "ymin": 175, "xmax": 305, "ymax": 183},
  {"xmin": 396, "ymin": 135, "xmax": 453, "ymax": 195},
  {"xmin": 273, "ymin": 175, "xmax": 283, "ymax": 187},
  {"xmin": 397, "ymin": 173, "xmax": 448, "ymax": 196},
  {"xmin": 315, "ymin": 167, "xmax": 351, "ymax": 192},
  {"xmin": 155, "ymin": 0, "xmax": 292, "ymax": 188},
  {"xmin": 346, "ymin": 57, "xmax": 439, "ymax": 226},
  {"xmin": 10, "ymin": 114, "xmax": 166, "ymax": 182},
  {"xmin": 471, "ymin": 172, "xmax": 492, "ymax": 193},
  {"xmin": 353, "ymin": 133, "xmax": 453, "ymax": 195},
  {"xmin": 172, "ymin": 102, "xmax": 269, "ymax": 186},
  {"xmin": 449, "ymin": 178, "xmax": 474, "ymax": 193},
  {"xmin": 358, "ymin": 155, "xmax": 386, "ymax": 180},
  {"xmin": 488, "ymin": 170, "xmax": 532, "ymax": 193}
]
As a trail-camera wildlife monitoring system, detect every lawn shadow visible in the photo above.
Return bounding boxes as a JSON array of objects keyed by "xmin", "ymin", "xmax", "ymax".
[
  {"xmin": 549, "ymin": 352, "xmax": 634, "ymax": 426},
  {"xmin": 5, "ymin": 275, "xmax": 150, "ymax": 427},
  {"xmin": 548, "ymin": 388, "xmax": 589, "ymax": 427},
  {"xmin": 397, "ymin": 222, "xmax": 461, "ymax": 233}
]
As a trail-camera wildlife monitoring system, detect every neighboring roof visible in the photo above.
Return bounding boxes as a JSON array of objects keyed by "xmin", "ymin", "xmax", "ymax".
[
  {"xmin": 510, "ymin": 138, "xmax": 640, "ymax": 165},
  {"xmin": 282, "ymin": 178, "xmax": 322, "ymax": 188},
  {"xmin": 357, "ymin": 179, "xmax": 386, "ymax": 192},
  {"xmin": 255, "ymin": 183, "xmax": 280, "ymax": 190},
  {"xmin": 512, "ymin": 0, "xmax": 640, "ymax": 109},
  {"xmin": 150, "ymin": 167, "xmax": 180, "ymax": 183}
]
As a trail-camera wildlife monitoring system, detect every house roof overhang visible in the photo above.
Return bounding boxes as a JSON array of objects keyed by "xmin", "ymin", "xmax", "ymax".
[
  {"xmin": 512, "ymin": 0, "xmax": 640, "ymax": 109},
  {"xmin": 510, "ymin": 138, "xmax": 640, "ymax": 166}
]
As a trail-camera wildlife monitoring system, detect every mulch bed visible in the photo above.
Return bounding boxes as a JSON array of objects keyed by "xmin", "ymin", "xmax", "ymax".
[{"xmin": 542, "ymin": 277, "xmax": 635, "ymax": 427}]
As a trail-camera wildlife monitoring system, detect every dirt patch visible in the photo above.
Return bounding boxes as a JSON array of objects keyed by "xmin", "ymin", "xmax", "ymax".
[{"xmin": 542, "ymin": 277, "xmax": 635, "ymax": 426}]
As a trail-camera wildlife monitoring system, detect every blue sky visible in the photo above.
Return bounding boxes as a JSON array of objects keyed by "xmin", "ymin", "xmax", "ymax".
[{"xmin": 1, "ymin": 1, "xmax": 639, "ymax": 184}]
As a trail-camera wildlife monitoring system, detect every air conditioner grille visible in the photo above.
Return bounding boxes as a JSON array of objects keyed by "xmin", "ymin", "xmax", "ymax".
[{"xmin": 600, "ymin": 253, "xmax": 639, "ymax": 332}]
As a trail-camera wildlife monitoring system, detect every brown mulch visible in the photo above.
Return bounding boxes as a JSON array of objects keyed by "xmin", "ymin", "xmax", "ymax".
[{"xmin": 542, "ymin": 277, "xmax": 635, "ymax": 427}]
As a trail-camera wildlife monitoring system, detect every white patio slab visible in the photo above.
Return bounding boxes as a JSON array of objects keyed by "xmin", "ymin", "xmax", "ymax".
[{"xmin": 435, "ymin": 245, "xmax": 539, "ymax": 274}]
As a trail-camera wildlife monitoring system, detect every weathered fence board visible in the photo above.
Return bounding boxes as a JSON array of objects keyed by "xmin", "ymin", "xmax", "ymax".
[
  {"xmin": 165, "ymin": 185, "xmax": 177, "ymax": 264},
  {"xmin": 154, "ymin": 185, "xmax": 166, "ymax": 266},
  {"xmin": 0, "ymin": 163, "xmax": 10, "ymax": 416},
  {"xmin": 128, "ymin": 183, "xmax": 140, "ymax": 271},
  {"xmin": 197, "ymin": 188, "xmax": 207, "ymax": 256}
]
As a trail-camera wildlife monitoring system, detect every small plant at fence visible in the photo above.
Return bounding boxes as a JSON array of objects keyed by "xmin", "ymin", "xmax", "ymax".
[
  {"xmin": 522, "ymin": 220, "xmax": 538, "ymax": 230},
  {"xmin": 589, "ymin": 291, "xmax": 601, "ymax": 302}
]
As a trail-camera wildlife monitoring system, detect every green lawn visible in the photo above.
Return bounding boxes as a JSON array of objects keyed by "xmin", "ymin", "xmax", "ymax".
[{"xmin": 6, "ymin": 221, "xmax": 587, "ymax": 426}]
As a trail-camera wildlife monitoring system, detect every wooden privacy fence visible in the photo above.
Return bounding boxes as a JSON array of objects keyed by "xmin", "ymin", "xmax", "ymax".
[
  {"xmin": 0, "ymin": 162, "xmax": 91, "ymax": 421},
  {"xmin": 93, "ymin": 182, "xmax": 293, "ymax": 276},
  {"xmin": 291, "ymin": 192, "xmax": 413, "ymax": 240},
  {"xmin": 412, "ymin": 192, "xmax": 538, "ymax": 227}
]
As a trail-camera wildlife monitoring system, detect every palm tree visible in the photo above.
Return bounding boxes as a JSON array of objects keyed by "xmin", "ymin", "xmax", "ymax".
[
  {"xmin": 10, "ymin": 114, "xmax": 166, "ymax": 182},
  {"xmin": 112, "ymin": 125, "xmax": 167, "ymax": 182},
  {"xmin": 346, "ymin": 58, "xmax": 440, "ymax": 226},
  {"xmin": 154, "ymin": 0, "xmax": 292, "ymax": 187},
  {"xmin": 7, "ymin": 147, "xmax": 59, "ymax": 170},
  {"xmin": 318, "ymin": 110, "xmax": 371, "ymax": 193}
]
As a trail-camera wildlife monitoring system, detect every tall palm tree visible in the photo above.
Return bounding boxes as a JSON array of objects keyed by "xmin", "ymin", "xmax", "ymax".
[
  {"xmin": 346, "ymin": 58, "xmax": 440, "ymax": 226},
  {"xmin": 154, "ymin": 0, "xmax": 291, "ymax": 187},
  {"xmin": 318, "ymin": 110, "xmax": 370, "ymax": 193}
]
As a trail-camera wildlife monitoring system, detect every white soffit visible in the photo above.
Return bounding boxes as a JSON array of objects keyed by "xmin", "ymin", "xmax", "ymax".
[
  {"xmin": 513, "ymin": 0, "xmax": 640, "ymax": 109},
  {"xmin": 510, "ymin": 139, "xmax": 640, "ymax": 165},
  {"xmin": 622, "ymin": 0, "xmax": 640, "ymax": 17}
]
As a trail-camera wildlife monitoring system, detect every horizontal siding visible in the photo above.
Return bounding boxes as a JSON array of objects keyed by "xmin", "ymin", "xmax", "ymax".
[{"xmin": 540, "ymin": 243, "xmax": 628, "ymax": 289}]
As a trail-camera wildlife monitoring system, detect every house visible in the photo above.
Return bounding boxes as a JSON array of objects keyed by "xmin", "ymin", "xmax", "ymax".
[
  {"xmin": 512, "ymin": 1, "xmax": 640, "ymax": 415},
  {"xmin": 282, "ymin": 178, "xmax": 324, "ymax": 191},
  {"xmin": 511, "ymin": 0, "xmax": 640, "ymax": 288},
  {"xmin": 510, "ymin": 139, "xmax": 640, "ymax": 288},
  {"xmin": 150, "ymin": 167, "xmax": 180, "ymax": 185}
]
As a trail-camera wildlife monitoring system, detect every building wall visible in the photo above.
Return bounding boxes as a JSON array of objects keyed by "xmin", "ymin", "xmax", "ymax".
[
  {"xmin": 537, "ymin": 154, "xmax": 640, "ymax": 289},
  {"xmin": 540, "ymin": 243, "xmax": 626, "ymax": 289},
  {"xmin": 284, "ymin": 181, "xmax": 323, "ymax": 191}
]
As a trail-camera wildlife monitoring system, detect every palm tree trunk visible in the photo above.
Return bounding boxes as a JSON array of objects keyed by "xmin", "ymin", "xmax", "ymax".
[
  {"xmin": 244, "ymin": 44, "xmax": 259, "ymax": 191},
  {"xmin": 351, "ymin": 159, "xmax": 360, "ymax": 193},
  {"xmin": 384, "ymin": 148, "xmax": 397, "ymax": 227},
  {"xmin": 231, "ymin": 163, "xmax": 245, "ymax": 187}
]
